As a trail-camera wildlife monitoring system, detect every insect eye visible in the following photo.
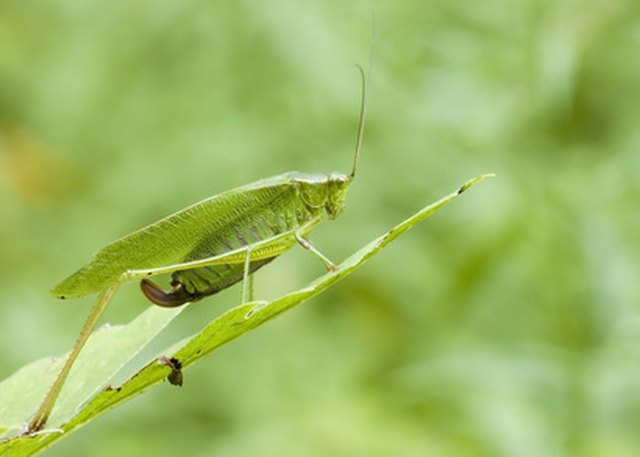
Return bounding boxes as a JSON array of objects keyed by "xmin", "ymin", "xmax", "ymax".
[{"xmin": 330, "ymin": 173, "xmax": 347, "ymax": 184}]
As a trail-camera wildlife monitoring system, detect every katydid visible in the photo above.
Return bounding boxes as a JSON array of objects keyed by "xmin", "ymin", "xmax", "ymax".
[{"xmin": 28, "ymin": 65, "xmax": 371, "ymax": 433}]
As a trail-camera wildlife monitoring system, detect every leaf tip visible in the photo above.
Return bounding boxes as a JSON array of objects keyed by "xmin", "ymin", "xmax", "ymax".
[{"xmin": 457, "ymin": 173, "xmax": 496, "ymax": 194}]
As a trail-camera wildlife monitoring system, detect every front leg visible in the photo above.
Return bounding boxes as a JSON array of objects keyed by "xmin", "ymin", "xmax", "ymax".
[{"xmin": 295, "ymin": 232, "xmax": 337, "ymax": 272}]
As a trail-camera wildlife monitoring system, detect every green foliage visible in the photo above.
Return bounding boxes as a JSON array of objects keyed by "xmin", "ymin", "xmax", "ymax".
[
  {"xmin": 0, "ymin": 175, "xmax": 490, "ymax": 455},
  {"xmin": 1, "ymin": 1, "xmax": 639, "ymax": 456}
]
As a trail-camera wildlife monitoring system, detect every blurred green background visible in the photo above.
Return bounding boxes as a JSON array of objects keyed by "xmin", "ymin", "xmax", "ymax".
[{"xmin": 1, "ymin": 0, "xmax": 640, "ymax": 456}]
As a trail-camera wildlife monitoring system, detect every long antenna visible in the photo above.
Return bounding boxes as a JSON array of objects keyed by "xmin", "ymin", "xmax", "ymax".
[{"xmin": 350, "ymin": 17, "xmax": 375, "ymax": 179}]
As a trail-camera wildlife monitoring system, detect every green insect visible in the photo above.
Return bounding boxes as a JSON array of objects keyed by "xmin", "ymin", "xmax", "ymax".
[{"xmin": 28, "ymin": 65, "xmax": 371, "ymax": 433}]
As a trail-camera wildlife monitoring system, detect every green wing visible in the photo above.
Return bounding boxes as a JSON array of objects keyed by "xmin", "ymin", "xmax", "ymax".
[{"xmin": 51, "ymin": 174, "xmax": 298, "ymax": 299}]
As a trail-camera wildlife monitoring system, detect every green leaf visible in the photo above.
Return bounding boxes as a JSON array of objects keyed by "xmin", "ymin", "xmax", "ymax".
[
  {"xmin": 0, "ymin": 174, "xmax": 492, "ymax": 456},
  {"xmin": 0, "ymin": 306, "xmax": 184, "ymax": 436}
]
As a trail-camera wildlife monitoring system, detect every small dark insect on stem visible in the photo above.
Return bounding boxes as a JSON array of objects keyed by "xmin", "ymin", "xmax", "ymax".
[{"xmin": 158, "ymin": 356, "xmax": 184, "ymax": 387}]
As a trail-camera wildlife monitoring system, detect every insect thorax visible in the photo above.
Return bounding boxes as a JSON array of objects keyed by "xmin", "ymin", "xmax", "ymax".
[{"xmin": 292, "ymin": 172, "xmax": 351, "ymax": 220}]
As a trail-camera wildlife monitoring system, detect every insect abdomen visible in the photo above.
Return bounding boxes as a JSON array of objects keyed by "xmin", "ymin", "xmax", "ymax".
[{"xmin": 150, "ymin": 180, "xmax": 324, "ymax": 305}]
